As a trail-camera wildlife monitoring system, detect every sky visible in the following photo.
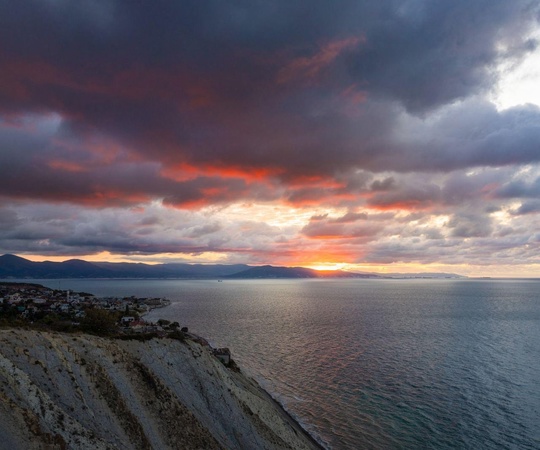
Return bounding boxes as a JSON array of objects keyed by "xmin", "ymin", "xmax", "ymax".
[{"xmin": 1, "ymin": 1, "xmax": 540, "ymax": 277}]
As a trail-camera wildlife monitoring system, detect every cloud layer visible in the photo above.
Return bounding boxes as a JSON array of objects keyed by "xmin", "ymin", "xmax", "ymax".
[{"xmin": 1, "ymin": 0, "xmax": 540, "ymax": 275}]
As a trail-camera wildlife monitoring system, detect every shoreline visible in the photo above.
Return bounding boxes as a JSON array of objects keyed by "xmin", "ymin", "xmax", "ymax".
[
  {"xmin": 253, "ymin": 378, "xmax": 327, "ymax": 450},
  {"xmin": 185, "ymin": 330, "xmax": 327, "ymax": 450}
]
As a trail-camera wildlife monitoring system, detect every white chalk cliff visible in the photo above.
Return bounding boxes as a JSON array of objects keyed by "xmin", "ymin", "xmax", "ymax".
[{"xmin": 0, "ymin": 329, "xmax": 322, "ymax": 450}]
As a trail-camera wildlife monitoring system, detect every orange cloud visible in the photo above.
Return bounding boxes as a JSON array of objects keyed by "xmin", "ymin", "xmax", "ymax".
[
  {"xmin": 47, "ymin": 159, "xmax": 87, "ymax": 173},
  {"xmin": 277, "ymin": 36, "xmax": 364, "ymax": 84},
  {"xmin": 284, "ymin": 190, "xmax": 357, "ymax": 207},
  {"xmin": 340, "ymin": 84, "xmax": 368, "ymax": 106},
  {"xmin": 367, "ymin": 200, "xmax": 435, "ymax": 212},
  {"xmin": 161, "ymin": 163, "xmax": 283, "ymax": 183}
]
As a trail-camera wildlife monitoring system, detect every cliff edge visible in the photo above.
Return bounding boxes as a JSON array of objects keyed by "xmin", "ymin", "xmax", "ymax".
[{"xmin": 0, "ymin": 329, "xmax": 322, "ymax": 450}]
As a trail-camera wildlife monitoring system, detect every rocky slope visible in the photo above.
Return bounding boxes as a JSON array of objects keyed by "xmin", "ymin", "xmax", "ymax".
[{"xmin": 0, "ymin": 329, "xmax": 322, "ymax": 450}]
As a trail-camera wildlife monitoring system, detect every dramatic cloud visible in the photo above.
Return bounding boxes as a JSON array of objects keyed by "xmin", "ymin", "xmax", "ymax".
[{"xmin": 1, "ymin": 0, "xmax": 540, "ymax": 275}]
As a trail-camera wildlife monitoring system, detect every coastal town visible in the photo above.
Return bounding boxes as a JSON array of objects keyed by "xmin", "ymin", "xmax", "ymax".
[
  {"xmin": 0, "ymin": 281, "xmax": 232, "ymax": 365},
  {"xmin": 0, "ymin": 281, "xmax": 169, "ymax": 331}
]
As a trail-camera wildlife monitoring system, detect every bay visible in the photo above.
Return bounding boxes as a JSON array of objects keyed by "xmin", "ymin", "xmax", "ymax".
[{"xmin": 9, "ymin": 278, "xmax": 540, "ymax": 449}]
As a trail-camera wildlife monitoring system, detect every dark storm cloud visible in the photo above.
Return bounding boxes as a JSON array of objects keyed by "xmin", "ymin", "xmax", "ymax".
[{"xmin": 1, "ymin": 0, "xmax": 539, "ymax": 186}]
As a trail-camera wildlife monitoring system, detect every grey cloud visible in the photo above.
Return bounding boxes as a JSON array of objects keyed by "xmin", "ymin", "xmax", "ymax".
[
  {"xmin": 514, "ymin": 200, "xmax": 540, "ymax": 215},
  {"xmin": 421, "ymin": 228, "xmax": 444, "ymax": 240},
  {"xmin": 496, "ymin": 176, "xmax": 540, "ymax": 198},
  {"xmin": 371, "ymin": 101, "xmax": 540, "ymax": 173},
  {"xmin": 0, "ymin": 201, "xmax": 294, "ymax": 259},
  {"xmin": 0, "ymin": 208, "xmax": 20, "ymax": 230},
  {"xmin": 447, "ymin": 212, "xmax": 493, "ymax": 238},
  {"xmin": 301, "ymin": 215, "xmax": 380, "ymax": 240},
  {"xmin": 439, "ymin": 169, "xmax": 516, "ymax": 206},
  {"xmin": 188, "ymin": 223, "xmax": 222, "ymax": 238},
  {"xmin": 367, "ymin": 181, "xmax": 442, "ymax": 208},
  {"xmin": 370, "ymin": 177, "xmax": 396, "ymax": 191},
  {"xmin": 332, "ymin": 212, "xmax": 369, "ymax": 223},
  {"xmin": 137, "ymin": 216, "xmax": 162, "ymax": 226}
]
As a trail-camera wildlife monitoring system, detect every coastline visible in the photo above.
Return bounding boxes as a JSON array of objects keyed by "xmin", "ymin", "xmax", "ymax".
[
  {"xmin": 248, "ymin": 375, "xmax": 327, "ymax": 450},
  {"xmin": 186, "ymin": 331, "xmax": 327, "ymax": 450},
  {"xmin": 141, "ymin": 291, "xmax": 326, "ymax": 449}
]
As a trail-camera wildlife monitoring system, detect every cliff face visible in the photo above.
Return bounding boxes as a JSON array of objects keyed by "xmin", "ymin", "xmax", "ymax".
[{"xmin": 0, "ymin": 329, "xmax": 321, "ymax": 450}]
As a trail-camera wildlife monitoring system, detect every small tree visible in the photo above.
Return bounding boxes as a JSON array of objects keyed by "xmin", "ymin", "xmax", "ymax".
[{"xmin": 81, "ymin": 309, "xmax": 118, "ymax": 335}]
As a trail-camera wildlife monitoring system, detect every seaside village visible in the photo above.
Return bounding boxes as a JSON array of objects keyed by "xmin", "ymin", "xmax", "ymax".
[{"xmin": 0, "ymin": 282, "xmax": 231, "ymax": 366}]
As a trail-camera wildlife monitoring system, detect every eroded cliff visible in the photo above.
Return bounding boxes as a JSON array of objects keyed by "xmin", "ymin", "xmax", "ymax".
[{"xmin": 0, "ymin": 329, "xmax": 322, "ymax": 450}]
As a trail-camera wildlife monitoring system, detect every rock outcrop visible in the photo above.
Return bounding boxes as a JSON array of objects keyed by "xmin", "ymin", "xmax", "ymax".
[{"xmin": 0, "ymin": 329, "xmax": 322, "ymax": 450}]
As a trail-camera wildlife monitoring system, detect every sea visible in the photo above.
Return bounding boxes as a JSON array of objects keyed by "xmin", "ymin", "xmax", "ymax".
[{"xmin": 7, "ymin": 278, "xmax": 540, "ymax": 449}]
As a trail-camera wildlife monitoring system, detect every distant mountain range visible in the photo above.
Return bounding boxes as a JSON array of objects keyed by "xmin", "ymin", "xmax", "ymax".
[
  {"xmin": 0, "ymin": 254, "xmax": 465, "ymax": 280},
  {"xmin": 224, "ymin": 265, "xmax": 376, "ymax": 279}
]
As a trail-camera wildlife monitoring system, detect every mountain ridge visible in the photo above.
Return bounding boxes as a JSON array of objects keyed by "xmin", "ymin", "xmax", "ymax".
[{"xmin": 0, "ymin": 254, "xmax": 466, "ymax": 279}]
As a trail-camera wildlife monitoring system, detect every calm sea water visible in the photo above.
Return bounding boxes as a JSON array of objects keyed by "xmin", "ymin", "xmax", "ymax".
[{"xmin": 9, "ymin": 278, "xmax": 540, "ymax": 449}]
